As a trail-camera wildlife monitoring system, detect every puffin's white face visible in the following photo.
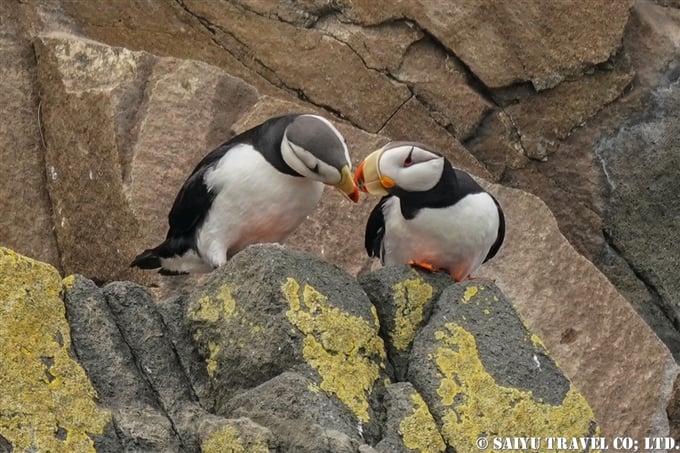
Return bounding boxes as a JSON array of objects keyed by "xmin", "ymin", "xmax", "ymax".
[
  {"xmin": 281, "ymin": 114, "xmax": 359, "ymax": 202},
  {"xmin": 354, "ymin": 143, "xmax": 445, "ymax": 195}
]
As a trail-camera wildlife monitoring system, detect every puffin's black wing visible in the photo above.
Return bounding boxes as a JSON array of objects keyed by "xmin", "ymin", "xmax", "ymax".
[
  {"xmin": 365, "ymin": 196, "xmax": 390, "ymax": 263},
  {"xmin": 130, "ymin": 150, "xmax": 224, "ymax": 269},
  {"xmin": 484, "ymin": 195, "xmax": 505, "ymax": 263},
  {"xmin": 166, "ymin": 160, "xmax": 218, "ymax": 238}
]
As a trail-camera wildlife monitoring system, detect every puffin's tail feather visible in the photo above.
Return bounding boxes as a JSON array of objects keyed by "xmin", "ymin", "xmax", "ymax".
[{"xmin": 130, "ymin": 249, "xmax": 162, "ymax": 270}]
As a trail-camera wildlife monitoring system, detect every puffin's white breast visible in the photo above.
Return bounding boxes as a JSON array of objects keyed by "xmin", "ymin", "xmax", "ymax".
[
  {"xmin": 381, "ymin": 192, "xmax": 500, "ymax": 279},
  {"xmin": 197, "ymin": 144, "xmax": 323, "ymax": 266}
]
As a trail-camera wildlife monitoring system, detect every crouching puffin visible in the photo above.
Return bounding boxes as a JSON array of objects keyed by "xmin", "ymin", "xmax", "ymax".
[
  {"xmin": 131, "ymin": 113, "xmax": 359, "ymax": 274},
  {"xmin": 353, "ymin": 142, "xmax": 505, "ymax": 282}
]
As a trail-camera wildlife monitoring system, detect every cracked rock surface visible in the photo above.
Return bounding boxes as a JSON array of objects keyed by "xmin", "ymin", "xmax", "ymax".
[{"xmin": 3, "ymin": 0, "xmax": 680, "ymax": 447}]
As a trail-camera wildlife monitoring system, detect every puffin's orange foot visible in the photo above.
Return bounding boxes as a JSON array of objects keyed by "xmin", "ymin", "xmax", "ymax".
[{"xmin": 408, "ymin": 260, "xmax": 440, "ymax": 273}]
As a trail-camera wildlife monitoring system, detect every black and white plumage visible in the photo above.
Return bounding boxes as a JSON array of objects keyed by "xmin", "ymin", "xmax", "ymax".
[
  {"xmin": 354, "ymin": 142, "xmax": 505, "ymax": 281},
  {"xmin": 131, "ymin": 113, "xmax": 359, "ymax": 274}
]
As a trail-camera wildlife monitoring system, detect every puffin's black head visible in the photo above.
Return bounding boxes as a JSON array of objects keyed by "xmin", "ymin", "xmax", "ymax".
[
  {"xmin": 353, "ymin": 142, "xmax": 449, "ymax": 197},
  {"xmin": 281, "ymin": 114, "xmax": 359, "ymax": 202}
]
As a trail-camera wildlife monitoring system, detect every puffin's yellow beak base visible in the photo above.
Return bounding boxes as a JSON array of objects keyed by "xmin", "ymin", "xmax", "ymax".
[
  {"xmin": 333, "ymin": 165, "xmax": 360, "ymax": 202},
  {"xmin": 353, "ymin": 148, "xmax": 392, "ymax": 196}
]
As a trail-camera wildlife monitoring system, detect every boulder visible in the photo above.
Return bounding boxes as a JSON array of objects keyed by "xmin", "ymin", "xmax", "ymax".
[
  {"xmin": 408, "ymin": 282, "xmax": 596, "ymax": 451},
  {"xmin": 393, "ymin": 37, "xmax": 493, "ymax": 140},
  {"xmin": 375, "ymin": 382, "xmax": 446, "ymax": 453},
  {"xmin": 0, "ymin": 248, "xmax": 114, "ymax": 452},
  {"xmin": 63, "ymin": 275, "xmax": 192, "ymax": 451},
  {"xmin": 185, "ymin": 244, "xmax": 389, "ymax": 446},
  {"xmin": 359, "ymin": 266, "xmax": 453, "ymax": 380},
  {"xmin": 178, "ymin": 0, "xmax": 413, "ymax": 132}
]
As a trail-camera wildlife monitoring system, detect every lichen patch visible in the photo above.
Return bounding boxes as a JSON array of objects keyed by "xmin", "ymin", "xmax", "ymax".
[
  {"xmin": 282, "ymin": 277, "xmax": 386, "ymax": 422},
  {"xmin": 433, "ymin": 322, "xmax": 598, "ymax": 452},
  {"xmin": 0, "ymin": 248, "xmax": 111, "ymax": 452},
  {"xmin": 391, "ymin": 278, "xmax": 434, "ymax": 351}
]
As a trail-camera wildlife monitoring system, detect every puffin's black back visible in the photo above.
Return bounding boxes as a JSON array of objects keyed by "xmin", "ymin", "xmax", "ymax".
[{"xmin": 484, "ymin": 197, "xmax": 505, "ymax": 263}]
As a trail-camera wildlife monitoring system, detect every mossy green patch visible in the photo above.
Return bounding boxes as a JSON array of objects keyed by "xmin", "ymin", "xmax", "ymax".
[
  {"xmin": 201, "ymin": 424, "xmax": 270, "ymax": 453},
  {"xmin": 391, "ymin": 278, "xmax": 434, "ymax": 351},
  {"xmin": 433, "ymin": 322, "xmax": 598, "ymax": 453},
  {"xmin": 282, "ymin": 278, "xmax": 386, "ymax": 423},
  {"xmin": 400, "ymin": 391, "xmax": 446, "ymax": 453},
  {"xmin": 0, "ymin": 248, "xmax": 111, "ymax": 452}
]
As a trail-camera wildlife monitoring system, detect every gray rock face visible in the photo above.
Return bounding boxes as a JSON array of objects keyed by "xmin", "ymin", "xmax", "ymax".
[
  {"xmin": 185, "ymin": 244, "xmax": 389, "ymax": 446},
  {"xmin": 375, "ymin": 382, "xmax": 445, "ymax": 453},
  {"xmin": 596, "ymin": 63, "xmax": 680, "ymax": 338},
  {"xmin": 181, "ymin": 246, "xmax": 597, "ymax": 452},
  {"xmin": 63, "ymin": 276, "xmax": 192, "ymax": 451},
  {"xmin": 359, "ymin": 266, "xmax": 453, "ymax": 380}
]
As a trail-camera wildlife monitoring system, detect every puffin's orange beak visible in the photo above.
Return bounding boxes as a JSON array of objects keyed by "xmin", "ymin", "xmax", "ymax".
[
  {"xmin": 354, "ymin": 160, "xmax": 368, "ymax": 193},
  {"xmin": 332, "ymin": 165, "xmax": 360, "ymax": 202},
  {"xmin": 353, "ymin": 148, "xmax": 392, "ymax": 196}
]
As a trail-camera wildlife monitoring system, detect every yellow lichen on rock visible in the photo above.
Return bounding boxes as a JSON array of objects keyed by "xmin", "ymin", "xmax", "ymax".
[
  {"xmin": 391, "ymin": 278, "xmax": 434, "ymax": 351},
  {"xmin": 282, "ymin": 278, "xmax": 386, "ymax": 423},
  {"xmin": 433, "ymin": 322, "xmax": 598, "ymax": 453},
  {"xmin": 462, "ymin": 285, "xmax": 480, "ymax": 303},
  {"xmin": 206, "ymin": 341, "xmax": 221, "ymax": 379},
  {"xmin": 0, "ymin": 248, "xmax": 111, "ymax": 452},
  {"xmin": 201, "ymin": 425, "xmax": 270, "ymax": 453},
  {"xmin": 400, "ymin": 391, "xmax": 446, "ymax": 453},
  {"xmin": 190, "ymin": 284, "xmax": 237, "ymax": 323}
]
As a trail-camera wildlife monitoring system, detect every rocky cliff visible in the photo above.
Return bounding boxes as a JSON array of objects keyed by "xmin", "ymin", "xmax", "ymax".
[
  {"xmin": 2, "ymin": 0, "xmax": 680, "ymax": 450},
  {"xmin": 3, "ymin": 245, "xmax": 601, "ymax": 452}
]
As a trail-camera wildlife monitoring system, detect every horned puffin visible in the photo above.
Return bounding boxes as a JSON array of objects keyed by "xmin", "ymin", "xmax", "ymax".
[
  {"xmin": 353, "ymin": 142, "xmax": 505, "ymax": 282},
  {"xmin": 131, "ymin": 113, "xmax": 359, "ymax": 274}
]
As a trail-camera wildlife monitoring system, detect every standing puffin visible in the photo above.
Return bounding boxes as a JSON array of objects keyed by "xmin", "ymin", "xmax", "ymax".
[
  {"xmin": 353, "ymin": 142, "xmax": 504, "ymax": 282},
  {"xmin": 131, "ymin": 113, "xmax": 359, "ymax": 274}
]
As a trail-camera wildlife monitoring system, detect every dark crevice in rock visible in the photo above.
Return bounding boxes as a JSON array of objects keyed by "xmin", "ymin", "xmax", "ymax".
[
  {"xmin": 102, "ymin": 290, "xmax": 192, "ymax": 451},
  {"xmin": 405, "ymin": 30, "xmax": 533, "ymax": 153},
  {"xmin": 413, "ymin": 28, "xmax": 498, "ymax": 110},
  {"xmin": 174, "ymin": 0, "xmax": 217, "ymax": 33},
  {"xmin": 603, "ymin": 228, "xmax": 679, "ymax": 332},
  {"xmin": 173, "ymin": 0, "xmax": 281, "ymax": 92},
  {"xmin": 0, "ymin": 433, "xmax": 13, "ymax": 453},
  {"xmin": 377, "ymin": 93, "xmax": 414, "ymax": 134}
]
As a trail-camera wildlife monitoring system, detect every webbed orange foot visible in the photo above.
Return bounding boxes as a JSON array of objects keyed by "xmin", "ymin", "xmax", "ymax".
[{"xmin": 408, "ymin": 260, "xmax": 440, "ymax": 273}]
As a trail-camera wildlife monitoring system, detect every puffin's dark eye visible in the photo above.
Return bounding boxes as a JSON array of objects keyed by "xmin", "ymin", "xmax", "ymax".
[{"xmin": 404, "ymin": 147, "xmax": 414, "ymax": 167}]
